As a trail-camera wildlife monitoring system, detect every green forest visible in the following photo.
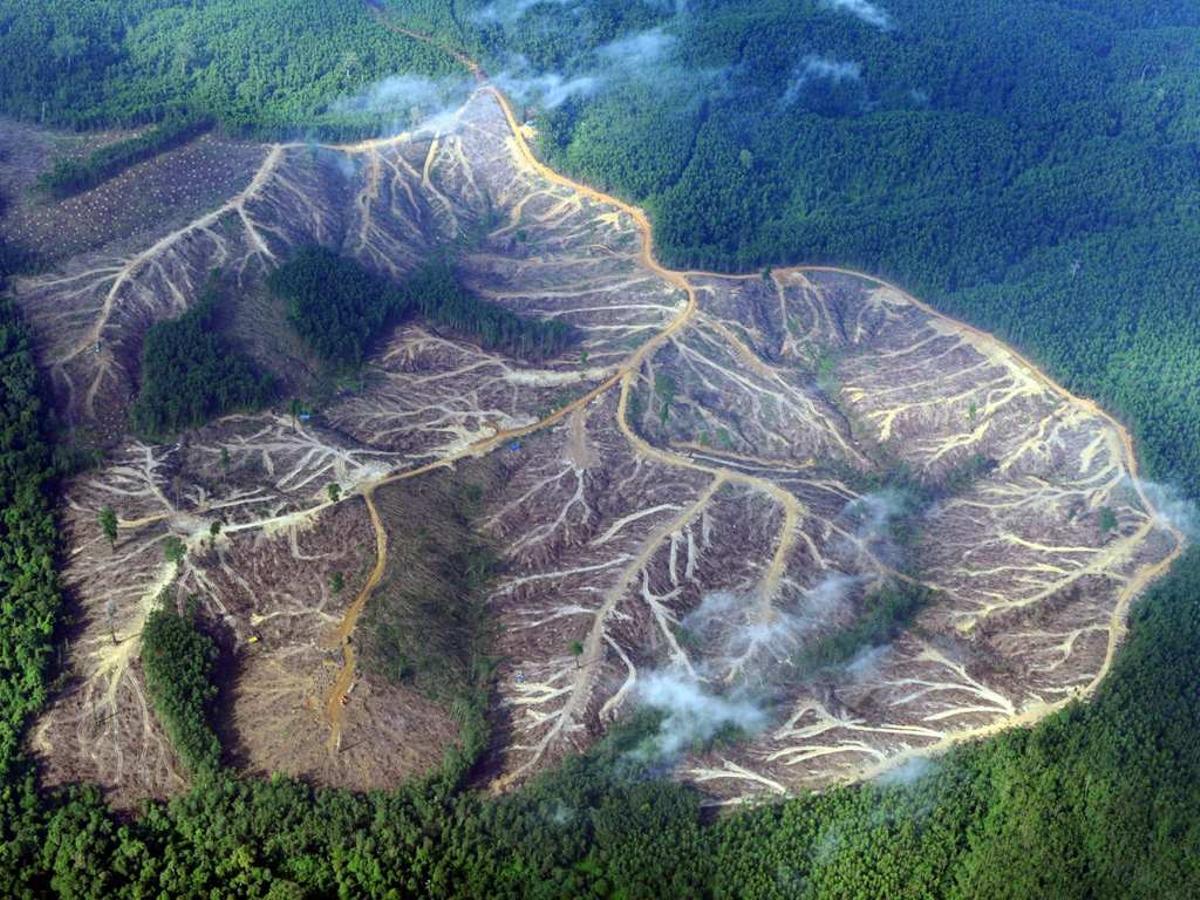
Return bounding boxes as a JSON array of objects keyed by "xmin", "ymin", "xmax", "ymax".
[
  {"xmin": 0, "ymin": 0, "xmax": 466, "ymax": 136},
  {"xmin": 131, "ymin": 279, "xmax": 274, "ymax": 438},
  {"xmin": 0, "ymin": 0, "xmax": 1198, "ymax": 896},
  {"xmin": 139, "ymin": 595, "xmax": 223, "ymax": 777},
  {"xmin": 269, "ymin": 246, "xmax": 576, "ymax": 367}
]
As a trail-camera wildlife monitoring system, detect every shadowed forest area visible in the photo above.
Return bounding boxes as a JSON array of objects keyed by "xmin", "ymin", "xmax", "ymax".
[
  {"xmin": 268, "ymin": 246, "xmax": 576, "ymax": 367},
  {"xmin": 0, "ymin": 1, "xmax": 1198, "ymax": 896}
]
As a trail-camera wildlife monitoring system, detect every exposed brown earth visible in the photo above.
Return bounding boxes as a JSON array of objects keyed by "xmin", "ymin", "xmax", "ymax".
[{"xmin": 2, "ymin": 83, "xmax": 1181, "ymax": 808}]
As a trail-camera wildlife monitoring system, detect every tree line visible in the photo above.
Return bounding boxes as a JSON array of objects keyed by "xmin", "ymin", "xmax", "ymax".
[{"xmin": 37, "ymin": 115, "xmax": 213, "ymax": 198}]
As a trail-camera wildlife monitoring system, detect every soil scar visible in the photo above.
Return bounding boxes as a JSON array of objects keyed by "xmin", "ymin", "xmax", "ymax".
[{"xmin": 321, "ymin": 10, "xmax": 1185, "ymax": 770}]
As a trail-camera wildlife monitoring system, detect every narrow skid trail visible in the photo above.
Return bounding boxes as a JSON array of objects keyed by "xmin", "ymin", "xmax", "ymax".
[{"xmin": 324, "ymin": 491, "xmax": 387, "ymax": 753}]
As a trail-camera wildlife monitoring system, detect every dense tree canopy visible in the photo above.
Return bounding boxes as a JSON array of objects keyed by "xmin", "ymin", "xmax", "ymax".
[
  {"xmin": 268, "ymin": 246, "xmax": 577, "ymax": 368},
  {"xmin": 0, "ymin": 297, "xmax": 59, "ymax": 783},
  {"xmin": 0, "ymin": 0, "xmax": 465, "ymax": 135},
  {"xmin": 140, "ymin": 596, "xmax": 222, "ymax": 776},
  {"xmin": 131, "ymin": 279, "xmax": 274, "ymax": 438}
]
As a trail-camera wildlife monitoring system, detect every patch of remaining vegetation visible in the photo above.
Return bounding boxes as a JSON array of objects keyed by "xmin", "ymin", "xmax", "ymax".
[
  {"xmin": 131, "ymin": 278, "xmax": 274, "ymax": 438},
  {"xmin": 140, "ymin": 594, "xmax": 221, "ymax": 776},
  {"xmin": 268, "ymin": 247, "xmax": 577, "ymax": 370},
  {"xmin": 795, "ymin": 581, "xmax": 933, "ymax": 676},
  {"xmin": 362, "ymin": 464, "xmax": 503, "ymax": 704},
  {"xmin": 37, "ymin": 116, "xmax": 213, "ymax": 199},
  {"xmin": 404, "ymin": 262, "xmax": 578, "ymax": 362},
  {"xmin": 267, "ymin": 247, "xmax": 399, "ymax": 368}
]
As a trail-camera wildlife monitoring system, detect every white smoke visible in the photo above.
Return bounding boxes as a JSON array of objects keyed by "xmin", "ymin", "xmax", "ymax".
[
  {"xmin": 549, "ymin": 801, "xmax": 574, "ymax": 825},
  {"xmin": 493, "ymin": 26, "xmax": 680, "ymax": 110},
  {"xmin": 822, "ymin": 0, "xmax": 893, "ymax": 30},
  {"xmin": 473, "ymin": 0, "xmax": 577, "ymax": 25},
  {"xmin": 493, "ymin": 68, "xmax": 602, "ymax": 109},
  {"xmin": 847, "ymin": 488, "xmax": 904, "ymax": 544},
  {"xmin": 843, "ymin": 642, "xmax": 890, "ymax": 682},
  {"xmin": 331, "ymin": 73, "xmax": 474, "ymax": 135},
  {"xmin": 781, "ymin": 55, "xmax": 863, "ymax": 106},
  {"xmin": 596, "ymin": 27, "xmax": 677, "ymax": 69},
  {"xmin": 636, "ymin": 669, "xmax": 767, "ymax": 757},
  {"xmin": 633, "ymin": 488, "xmax": 914, "ymax": 757},
  {"xmin": 874, "ymin": 755, "xmax": 933, "ymax": 786},
  {"xmin": 1132, "ymin": 478, "xmax": 1198, "ymax": 537}
]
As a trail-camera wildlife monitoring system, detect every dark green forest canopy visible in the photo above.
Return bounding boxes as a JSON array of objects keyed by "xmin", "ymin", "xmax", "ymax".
[
  {"xmin": 131, "ymin": 280, "xmax": 274, "ymax": 438},
  {"xmin": 139, "ymin": 597, "xmax": 222, "ymax": 777},
  {"xmin": 0, "ymin": 0, "xmax": 466, "ymax": 134},
  {"xmin": 268, "ymin": 246, "xmax": 577, "ymax": 366},
  {"xmin": 0, "ymin": 2, "xmax": 1199, "ymax": 896}
]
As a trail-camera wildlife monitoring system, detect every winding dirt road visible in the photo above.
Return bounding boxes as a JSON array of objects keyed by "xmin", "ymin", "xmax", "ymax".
[
  {"xmin": 306, "ymin": 12, "xmax": 1190, "ymax": 773},
  {"xmin": 311, "ymin": 12, "xmax": 1188, "ymax": 775}
]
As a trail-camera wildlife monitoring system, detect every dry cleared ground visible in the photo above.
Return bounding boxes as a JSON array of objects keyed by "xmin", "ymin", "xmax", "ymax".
[{"xmin": 1, "ymin": 88, "xmax": 1181, "ymax": 807}]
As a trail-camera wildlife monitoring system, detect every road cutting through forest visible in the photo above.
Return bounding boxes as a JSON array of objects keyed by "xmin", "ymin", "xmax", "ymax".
[{"xmin": 314, "ymin": 10, "xmax": 1185, "ymax": 772}]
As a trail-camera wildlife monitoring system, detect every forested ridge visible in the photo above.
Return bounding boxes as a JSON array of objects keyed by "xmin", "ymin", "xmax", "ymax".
[
  {"xmin": 0, "ymin": 1, "xmax": 1198, "ymax": 896},
  {"xmin": 269, "ymin": 246, "xmax": 576, "ymax": 367}
]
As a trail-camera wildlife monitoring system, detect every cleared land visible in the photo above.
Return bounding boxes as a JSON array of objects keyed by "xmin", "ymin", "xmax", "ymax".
[{"xmin": 1, "ymin": 85, "xmax": 1180, "ymax": 807}]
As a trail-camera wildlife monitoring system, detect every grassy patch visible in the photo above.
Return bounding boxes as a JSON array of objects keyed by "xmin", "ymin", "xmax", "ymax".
[{"xmin": 361, "ymin": 462, "xmax": 503, "ymax": 703}]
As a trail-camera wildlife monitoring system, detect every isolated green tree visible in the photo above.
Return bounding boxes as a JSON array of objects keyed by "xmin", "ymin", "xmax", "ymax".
[
  {"xmin": 98, "ymin": 506, "xmax": 118, "ymax": 549},
  {"xmin": 164, "ymin": 536, "xmax": 187, "ymax": 565}
]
